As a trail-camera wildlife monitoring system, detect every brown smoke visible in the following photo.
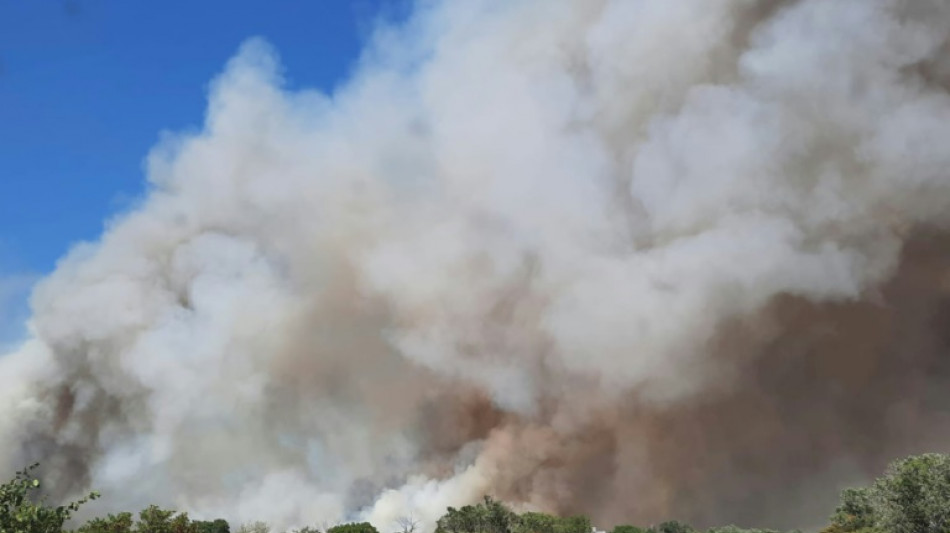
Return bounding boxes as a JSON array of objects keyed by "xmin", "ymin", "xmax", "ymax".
[{"xmin": 409, "ymin": 227, "xmax": 950, "ymax": 531}]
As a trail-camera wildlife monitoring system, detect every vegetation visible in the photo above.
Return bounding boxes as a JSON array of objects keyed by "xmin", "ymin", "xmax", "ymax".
[
  {"xmin": 235, "ymin": 523, "xmax": 268, "ymax": 533},
  {"xmin": 0, "ymin": 463, "xmax": 98, "ymax": 533},
  {"xmin": 3, "ymin": 454, "xmax": 950, "ymax": 533},
  {"xmin": 72, "ymin": 505, "xmax": 231, "ymax": 533},
  {"xmin": 821, "ymin": 453, "xmax": 950, "ymax": 533},
  {"xmin": 327, "ymin": 524, "xmax": 379, "ymax": 533}
]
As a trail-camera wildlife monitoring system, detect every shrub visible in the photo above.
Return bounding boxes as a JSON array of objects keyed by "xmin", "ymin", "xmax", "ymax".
[
  {"xmin": 0, "ymin": 463, "xmax": 98, "ymax": 533},
  {"xmin": 326, "ymin": 523, "xmax": 379, "ymax": 533}
]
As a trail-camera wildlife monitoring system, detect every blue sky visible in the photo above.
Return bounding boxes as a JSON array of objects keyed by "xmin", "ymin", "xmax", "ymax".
[{"xmin": 0, "ymin": 0, "xmax": 400, "ymax": 341}]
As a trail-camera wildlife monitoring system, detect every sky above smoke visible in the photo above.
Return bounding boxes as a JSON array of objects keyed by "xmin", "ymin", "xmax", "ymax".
[{"xmin": 3, "ymin": 1, "xmax": 950, "ymax": 531}]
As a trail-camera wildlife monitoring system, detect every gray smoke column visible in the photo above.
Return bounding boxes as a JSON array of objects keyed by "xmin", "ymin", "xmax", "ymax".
[{"xmin": 3, "ymin": 0, "xmax": 950, "ymax": 530}]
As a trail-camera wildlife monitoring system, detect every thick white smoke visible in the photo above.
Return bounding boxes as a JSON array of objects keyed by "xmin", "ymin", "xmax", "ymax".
[{"xmin": 4, "ymin": 0, "xmax": 950, "ymax": 531}]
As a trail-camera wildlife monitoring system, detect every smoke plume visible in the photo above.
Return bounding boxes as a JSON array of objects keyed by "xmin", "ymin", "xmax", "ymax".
[{"xmin": 4, "ymin": 0, "xmax": 950, "ymax": 531}]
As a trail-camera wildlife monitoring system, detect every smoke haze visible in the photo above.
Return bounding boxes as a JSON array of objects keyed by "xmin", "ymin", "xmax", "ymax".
[{"xmin": 3, "ymin": 0, "xmax": 950, "ymax": 531}]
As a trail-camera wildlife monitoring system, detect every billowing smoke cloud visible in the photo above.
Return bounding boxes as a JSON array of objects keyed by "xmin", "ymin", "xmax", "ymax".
[{"xmin": 3, "ymin": 0, "xmax": 950, "ymax": 531}]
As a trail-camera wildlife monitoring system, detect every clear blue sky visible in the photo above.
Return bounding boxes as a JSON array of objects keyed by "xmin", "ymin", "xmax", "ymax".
[
  {"xmin": 0, "ymin": 0, "xmax": 400, "ymax": 341},
  {"xmin": 0, "ymin": 0, "xmax": 405, "ymax": 272}
]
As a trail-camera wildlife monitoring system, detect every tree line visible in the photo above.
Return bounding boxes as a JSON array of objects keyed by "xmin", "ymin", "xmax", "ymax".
[{"xmin": 2, "ymin": 453, "xmax": 949, "ymax": 533}]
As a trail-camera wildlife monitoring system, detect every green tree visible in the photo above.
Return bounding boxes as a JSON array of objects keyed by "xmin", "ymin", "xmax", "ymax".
[
  {"xmin": 514, "ymin": 512, "xmax": 589, "ymax": 533},
  {"xmin": 516, "ymin": 513, "xmax": 557, "ymax": 533},
  {"xmin": 326, "ymin": 523, "xmax": 378, "ymax": 533},
  {"xmin": 872, "ymin": 454, "xmax": 950, "ymax": 533},
  {"xmin": 0, "ymin": 463, "xmax": 99, "ymax": 533},
  {"xmin": 823, "ymin": 487, "xmax": 878, "ymax": 533},
  {"xmin": 612, "ymin": 526, "xmax": 646, "ymax": 533},
  {"xmin": 288, "ymin": 528, "xmax": 320, "ymax": 533},
  {"xmin": 823, "ymin": 453, "xmax": 950, "ymax": 533},
  {"xmin": 194, "ymin": 520, "xmax": 229, "ymax": 533},
  {"xmin": 135, "ymin": 506, "xmax": 179, "ymax": 533},
  {"xmin": 76, "ymin": 506, "xmax": 228, "ymax": 533},
  {"xmin": 436, "ymin": 497, "xmax": 519, "ymax": 533},
  {"xmin": 652, "ymin": 521, "xmax": 695, "ymax": 533},
  {"xmin": 75, "ymin": 512, "xmax": 135, "ymax": 533},
  {"xmin": 706, "ymin": 527, "xmax": 783, "ymax": 533},
  {"xmin": 235, "ymin": 522, "xmax": 269, "ymax": 533},
  {"xmin": 552, "ymin": 516, "xmax": 590, "ymax": 533}
]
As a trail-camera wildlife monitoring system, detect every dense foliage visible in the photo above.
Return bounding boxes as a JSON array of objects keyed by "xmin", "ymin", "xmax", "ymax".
[
  {"xmin": 608, "ymin": 521, "xmax": 786, "ymax": 533},
  {"xmin": 822, "ymin": 453, "xmax": 950, "ymax": 533},
  {"xmin": 72, "ymin": 505, "xmax": 230, "ymax": 533},
  {"xmin": 0, "ymin": 464, "xmax": 98, "ymax": 533},
  {"xmin": 327, "ymin": 524, "xmax": 379, "ymax": 533},
  {"xmin": 2, "ymin": 454, "xmax": 950, "ymax": 533},
  {"xmin": 434, "ymin": 497, "xmax": 591, "ymax": 533}
]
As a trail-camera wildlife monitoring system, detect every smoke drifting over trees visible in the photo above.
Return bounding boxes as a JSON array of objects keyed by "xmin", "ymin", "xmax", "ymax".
[{"xmin": 3, "ymin": 0, "xmax": 950, "ymax": 531}]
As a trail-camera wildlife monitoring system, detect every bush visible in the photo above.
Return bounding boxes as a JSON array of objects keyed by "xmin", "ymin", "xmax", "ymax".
[
  {"xmin": 195, "ymin": 519, "xmax": 230, "ymax": 533},
  {"xmin": 326, "ymin": 523, "xmax": 378, "ymax": 533},
  {"xmin": 517, "ymin": 512, "xmax": 558, "ymax": 533},
  {"xmin": 0, "ymin": 463, "xmax": 98, "ymax": 533},
  {"xmin": 707, "ymin": 526, "xmax": 784, "ymax": 533},
  {"xmin": 824, "ymin": 487, "xmax": 877, "ymax": 533},
  {"xmin": 75, "ymin": 512, "xmax": 136, "ymax": 533},
  {"xmin": 516, "ymin": 512, "xmax": 590, "ymax": 533},
  {"xmin": 873, "ymin": 454, "xmax": 950, "ymax": 533},
  {"xmin": 436, "ymin": 497, "xmax": 518, "ymax": 533},
  {"xmin": 288, "ymin": 527, "xmax": 321, "ymax": 533},
  {"xmin": 75, "ymin": 505, "xmax": 230, "ymax": 533},
  {"xmin": 236, "ymin": 522, "xmax": 270, "ymax": 533},
  {"xmin": 553, "ymin": 516, "xmax": 590, "ymax": 533},
  {"xmin": 611, "ymin": 527, "xmax": 646, "ymax": 533},
  {"xmin": 824, "ymin": 453, "xmax": 950, "ymax": 533},
  {"xmin": 652, "ymin": 522, "xmax": 694, "ymax": 533}
]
